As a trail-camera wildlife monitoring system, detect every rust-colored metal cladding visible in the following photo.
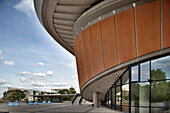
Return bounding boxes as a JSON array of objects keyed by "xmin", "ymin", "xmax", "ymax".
[
  {"xmin": 115, "ymin": 9, "xmax": 136, "ymax": 63},
  {"xmin": 162, "ymin": 0, "xmax": 170, "ymax": 48},
  {"xmin": 83, "ymin": 27, "xmax": 95, "ymax": 79},
  {"xmin": 74, "ymin": 37, "xmax": 83, "ymax": 88},
  {"xmin": 78, "ymin": 32, "xmax": 88, "ymax": 88},
  {"xmin": 100, "ymin": 16, "xmax": 118, "ymax": 69},
  {"xmin": 136, "ymin": 0, "xmax": 161, "ymax": 56},
  {"xmin": 90, "ymin": 22, "xmax": 105, "ymax": 75}
]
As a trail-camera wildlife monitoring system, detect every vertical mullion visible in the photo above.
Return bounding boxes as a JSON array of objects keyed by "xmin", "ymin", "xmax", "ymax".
[
  {"xmin": 115, "ymin": 85, "xmax": 116, "ymax": 110},
  {"xmin": 108, "ymin": 92, "xmax": 109, "ymax": 108},
  {"xmin": 149, "ymin": 61, "xmax": 151, "ymax": 113},
  {"xmin": 111, "ymin": 87, "xmax": 113, "ymax": 109},
  {"xmin": 120, "ymin": 77, "xmax": 122, "ymax": 111},
  {"xmin": 129, "ymin": 67, "xmax": 131, "ymax": 113},
  {"xmin": 139, "ymin": 64, "xmax": 140, "ymax": 82}
]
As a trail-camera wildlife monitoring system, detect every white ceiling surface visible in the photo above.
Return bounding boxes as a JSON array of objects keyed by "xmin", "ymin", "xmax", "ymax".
[
  {"xmin": 82, "ymin": 68, "xmax": 126, "ymax": 101},
  {"xmin": 53, "ymin": 0, "xmax": 97, "ymax": 49}
]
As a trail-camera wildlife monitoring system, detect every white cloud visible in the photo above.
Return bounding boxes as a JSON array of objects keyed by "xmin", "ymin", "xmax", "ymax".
[
  {"xmin": 46, "ymin": 71, "xmax": 53, "ymax": 76},
  {"xmin": 20, "ymin": 71, "xmax": 30, "ymax": 75},
  {"xmin": 52, "ymin": 82, "xmax": 69, "ymax": 87},
  {"xmin": 0, "ymin": 84, "xmax": 10, "ymax": 88},
  {"xmin": 30, "ymin": 72, "xmax": 46, "ymax": 80},
  {"xmin": 37, "ymin": 62, "xmax": 44, "ymax": 66},
  {"xmin": 13, "ymin": 0, "xmax": 34, "ymax": 16},
  {"xmin": 33, "ymin": 73, "xmax": 46, "ymax": 77},
  {"xmin": 0, "ymin": 79, "xmax": 8, "ymax": 85},
  {"xmin": 3, "ymin": 61, "xmax": 15, "ymax": 66},
  {"xmin": 18, "ymin": 86, "xmax": 24, "ymax": 88},
  {"xmin": 31, "ymin": 81, "xmax": 46, "ymax": 87},
  {"xmin": 0, "ymin": 50, "xmax": 3, "ymax": 61},
  {"xmin": 20, "ymin": 78, "xmax": 26, "ymax": 83},
  {"xmin": 0, "ymin": 79, "xmax": 10, "ymax": 88}
]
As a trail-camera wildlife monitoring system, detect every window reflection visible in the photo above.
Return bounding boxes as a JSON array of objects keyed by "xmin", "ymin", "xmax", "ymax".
[
  {"xmin": 105, "ymin": 55, "xmax": 170, "ymax": 113},
  {"xmin": 112, "ymin": 87, "xmax": 115, "ymax": 109},
  {"xmin": 131, "ymin": 65, "xmax": 139, "ymax": 82},
  {"xmin": 131, "ymin": 82, "xmax": 149, "ymax": 107},
  {"xmin": 140, "ymin": 62, "xmax": 150, "ymax": 81},
  {"xmin": 151, "ymin": 80, "xmax": 170, "ymax": 107},
  {"xmin": 151, "ymin": 55, "xmax": 170, "ymax": 80},
  {"xmin": 116, "ymin": 86, "xmax": 121, "ymax": 110},
  {"xmin": 122, "ymin": 84, "xmax": 129, "ymax": 112},
  {"xmin": 122, "ymin": 84, "xmax": 129, "ymax": 106}
]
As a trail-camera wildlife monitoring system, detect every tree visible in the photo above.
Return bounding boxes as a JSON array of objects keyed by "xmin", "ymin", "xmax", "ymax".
[
  {"xmin": 56, "ymin": 87, "xmax": 76, "ymax": 101},
  {"xmin": 151, "ymin": 69, "xmax": 168, "ymax": 102},
  {"xmin": 3, "ymin": 90, "xmax": 25, "ymax": 102},
  {"xmin": 68, "ymin": 87, "xmax": 76, "ymax": 94}
]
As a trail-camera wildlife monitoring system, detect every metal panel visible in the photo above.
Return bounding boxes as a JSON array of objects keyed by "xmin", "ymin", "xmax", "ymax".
[{"xmin": 136, "ymin": 0, "xmax": 161, "ymax": 56}]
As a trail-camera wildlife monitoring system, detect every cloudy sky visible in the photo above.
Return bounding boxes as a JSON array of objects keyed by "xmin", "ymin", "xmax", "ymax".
[{"xmin": 0, "ymin": 0, "xmax": 79, "ymax": 98}]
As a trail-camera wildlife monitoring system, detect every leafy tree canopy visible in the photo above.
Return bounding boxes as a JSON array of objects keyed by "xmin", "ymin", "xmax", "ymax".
[{"xmin": 3, "ymin": 90, "xmax": 25, "ymax": 102}]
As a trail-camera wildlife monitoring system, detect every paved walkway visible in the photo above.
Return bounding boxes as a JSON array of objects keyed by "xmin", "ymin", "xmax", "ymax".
[{"xmin": 0, "ymin": 103, "xmax": 122, "ymax": 113}]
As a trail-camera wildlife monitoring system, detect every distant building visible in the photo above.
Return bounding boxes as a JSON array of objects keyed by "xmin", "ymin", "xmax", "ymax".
[{"xmin": 8, "ymin": 87, "xmax": 49, "ymax": 101}]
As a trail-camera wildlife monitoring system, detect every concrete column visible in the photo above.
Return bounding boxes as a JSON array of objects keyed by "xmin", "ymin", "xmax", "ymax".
[{"xmin": 93, "ymin": 91, "xmax": 99, "ymax": 108}]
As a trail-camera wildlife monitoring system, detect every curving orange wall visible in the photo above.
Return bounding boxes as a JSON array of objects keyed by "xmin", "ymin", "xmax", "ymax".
[
  {"xmin": 136, "ymin": 0, "xmax": 161, "ymax": 56},
  {"xmin": 74, "ymin": 0, "xmax": 170, "ymax": 89},
  {"xmin": 162, "ymin": 0, "xmax": 170, "ymax": 48}
]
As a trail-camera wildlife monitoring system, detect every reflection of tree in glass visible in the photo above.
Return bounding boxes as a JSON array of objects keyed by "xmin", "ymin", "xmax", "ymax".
[
  {"xmin": 151, "ymin": 69, "xmax": 169, "ymax": 102},
  {"xmin": 122, "ymin": 90, "xmax": 129, "ymax": 100},
  {"xmin": 151, "ymin": 69, "xmax": 167, "ymax": 80},
  {"xmin": 131, "ymin": 83, "xmax": 149, "ymax": 103}
]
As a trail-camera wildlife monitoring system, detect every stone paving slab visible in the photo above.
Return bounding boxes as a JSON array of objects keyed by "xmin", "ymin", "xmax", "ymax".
[{"xmin": 0, "ymin": 103, "xmax": 122, "ymax": 113}]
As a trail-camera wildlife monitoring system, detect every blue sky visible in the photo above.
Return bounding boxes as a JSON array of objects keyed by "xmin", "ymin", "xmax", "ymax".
[{"xmin": 0, "ymin": 0, "xmax": 79, "ymax": 98}]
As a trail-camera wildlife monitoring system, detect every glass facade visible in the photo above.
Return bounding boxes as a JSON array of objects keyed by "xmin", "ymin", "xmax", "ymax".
[{"xmin": 104, "ymin": 55, "xmax": 170, "ymax": 113}]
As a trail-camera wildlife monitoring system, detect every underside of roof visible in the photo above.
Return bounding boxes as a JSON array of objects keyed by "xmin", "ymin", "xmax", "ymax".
[
  {"xmin": 34, "ymin": 0, "xmax": 141, "ymax": 55},
  {"xmin": 34, "ymin": 0, "xmax": 101, "ymax": 55}
]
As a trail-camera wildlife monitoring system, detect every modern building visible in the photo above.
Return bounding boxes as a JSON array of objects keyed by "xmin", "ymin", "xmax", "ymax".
[
  {"xmin": 8, "ymin": 87, "xmax": 49, "ymax": 101},
  {"xmin": 34, "ymin": 0, "xmax": 170, "ymax": 113}
]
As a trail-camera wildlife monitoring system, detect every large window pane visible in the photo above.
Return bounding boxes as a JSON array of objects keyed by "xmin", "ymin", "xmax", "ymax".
[
  {"xmin": 131, "ymin": 82, "xmax": 150, "ymax": 107},
  {"xmin": 122, "ymin": 84, "xmax": 129, "ymax": 112},
  {"xmin": 122, "ymin": 70, "xmax": 129, "ymax": 84},
  {"xmin": 122, "ymin": 84, "xmax": 129, "ymax": 106},
  {"xmin": 151, "ymin": 107, "xmax": 170, "ymax": 113},
  {"xmin": 112, "ymin": 87, "xmax": 115, "ymax": 109},
  {"xmin": 131, "ymin": 107, "xmax": 149, "ymax": 113},
  {"xmin": 151, "ymin": 55, "xmax": 170, "ymax": 80},
  {"xmin": 116, "ymin": 86, "xmax": 121, "ymax": 110},
  {"xmin": 151, "ymin": 80, "xmax": 170, "ymax": 108},
  {"xmin": 131, "ymin": 65, "xmax": 139, "ymax": 82},
  {"xmin": 140, "ymin": 62, "xmax": 150, "ymax": 81}
]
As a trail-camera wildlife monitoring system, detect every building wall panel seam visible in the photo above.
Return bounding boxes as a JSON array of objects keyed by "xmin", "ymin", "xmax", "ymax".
[
  {"xmin": 99, "ymin": 21, "xmax": 106, "ymax": 70},
  {"xmin": 113, "ymin": 15, "xmax": 120, "ymax": 64}
]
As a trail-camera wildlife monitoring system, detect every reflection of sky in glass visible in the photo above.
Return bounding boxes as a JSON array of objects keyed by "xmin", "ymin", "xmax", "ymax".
[
  {"xmin": 140, "ymin": 61, "xmax": 150, "ymax": 81},
  {"xmin": 122, "ymin": 84, "xmax": 129, "ymax": 91},
  {"xmin": 151, "ymin": 55, "xmax": 170, "ymax": 79},
  {"xmin": 131, "ymin": 65, "xmax": 139, "ymax": 81}
]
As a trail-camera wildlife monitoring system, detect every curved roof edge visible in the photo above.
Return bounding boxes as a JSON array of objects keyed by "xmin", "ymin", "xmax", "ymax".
[
  {"xmin": 34, "ymin": 0, "xmax": 75, "ymax": 55},
  {"xmin": 73, "ymin": 0, "xmax": 150, "ymax": 37}
]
